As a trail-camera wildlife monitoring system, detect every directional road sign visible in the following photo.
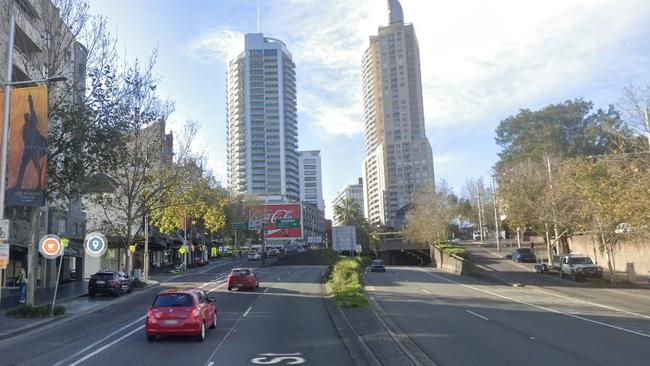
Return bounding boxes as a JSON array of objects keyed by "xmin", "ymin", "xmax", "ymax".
[
  {"xmin": 275, "ymin": 218, "xmax": 300, "ymax": 228},
  {"xmin": 84, "ymin": 232, "xmax": 108, "ymax": 258},
  {"xmin": 39, "ymin": 235, "xmax": 63, "ymax": 259},
  {"xmin": 248, "ymin": 220, "xmax": 263, "ymax": 231},
  {"xmin": 178, "ymin": 246, "xmax": 186, "ymax": 255},
  {"xmin": 231, "ymin": 221, "xmax": 248, "ymax": 230}
]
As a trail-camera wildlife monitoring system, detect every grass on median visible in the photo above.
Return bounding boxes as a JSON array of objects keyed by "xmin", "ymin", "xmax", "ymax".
[
  {"xmin": 436, "ymin": 242, "xmax": 469, "ymax": 259},
  {"xmin": 326, "ymin": 256, "xmax": 370, "ymax": 308}
]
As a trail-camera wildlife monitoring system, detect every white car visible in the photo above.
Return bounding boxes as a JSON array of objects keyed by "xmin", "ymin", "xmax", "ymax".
[{"xmin": 248, "ymin": 252, "xmax": 261, "ymax": 261}]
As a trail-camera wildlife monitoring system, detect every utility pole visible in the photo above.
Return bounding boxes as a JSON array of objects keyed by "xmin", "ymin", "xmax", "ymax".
[
  {"xmin": 143, "ymin": 216, "xmax": 149, "ymax": 281},
  {"xmin": 546, "ymin": 156, "xmax": 560, "ymax": 253},
  {"xmin": 645, "ymin": 107, "xmax": 650, "ymax": 150},
  {"xmin": 0, "ymin": 1, "xmax": 16, "ymax": 308},
  {"xmin": 476, "ymin": 185, "xmax": 484, "ymax": 244},
  {"xmin": 492, "ymin": 176, "xmax": 500, "ymax": 252}
]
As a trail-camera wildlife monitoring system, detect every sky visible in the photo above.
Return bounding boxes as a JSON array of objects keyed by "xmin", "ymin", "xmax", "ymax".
[{"xmin": 87, "ymin": 0, "xmax": 650, "ymax": 219}]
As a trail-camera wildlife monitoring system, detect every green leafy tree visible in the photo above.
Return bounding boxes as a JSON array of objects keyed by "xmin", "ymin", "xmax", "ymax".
[{"xmin": 403, "ymin": 181, "xmax": 458, "ymax": 245}]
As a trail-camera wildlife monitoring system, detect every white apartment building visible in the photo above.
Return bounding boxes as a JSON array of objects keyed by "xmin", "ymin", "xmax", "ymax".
[
  {"xmin": 332, "ymin": 178, "xmax": 365, "ymax": 225},
  {"xmin": 362, "ymin": 0, "xmax": 435, "ymax": 228},
  {"xmin": 298, "ymin": 150, "xmax": 324, "ymax": 211},
  {"xmin": 226, "ymin": 33, "xmax": 300, "ymax": 202}
]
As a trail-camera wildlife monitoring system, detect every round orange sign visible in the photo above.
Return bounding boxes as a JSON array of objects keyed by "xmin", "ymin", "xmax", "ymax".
[{"xmin": 39, "ymin": 235, "xmax": 63, "ymax": 259}]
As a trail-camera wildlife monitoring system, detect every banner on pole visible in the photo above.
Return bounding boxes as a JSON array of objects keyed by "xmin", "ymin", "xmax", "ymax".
[
  {"xmin": 0, "ymin": 243, "xmax": 9, "ymax": 269},
  {"xmin": 7, "ymin": 86, "xmax": 48, "ymax": 207}
]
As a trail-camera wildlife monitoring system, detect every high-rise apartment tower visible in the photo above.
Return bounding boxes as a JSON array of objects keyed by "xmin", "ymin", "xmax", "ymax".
[
  {"xmin": 226, "ymin": 33, "xmax": 300, "ymax": 201},
  {"xmin": 362, "ymin": 0, "xmax": 435, "ymax": 228}
]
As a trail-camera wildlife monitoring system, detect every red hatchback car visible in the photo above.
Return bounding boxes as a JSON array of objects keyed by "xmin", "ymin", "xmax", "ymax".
[
  {"xmin": 227, "ymin": 268, "xmax": 259, "ymax": 291},
  {"xmin": 146, "ymin": 288, "xmax": 217, "ymax": 341}
]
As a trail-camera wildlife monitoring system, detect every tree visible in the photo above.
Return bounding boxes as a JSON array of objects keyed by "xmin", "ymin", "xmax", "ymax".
[
  {"xmin": 403, "ymin": 181, "xmax": 458, "ymax": 245},
  {"xmin": 622, "ymin": 83, "xmax": 650, "ymax": 148},
  {"xmin": 555, "ymin": 153, "xmax": 650, "ymax": 283},
  {"xmin": 495, "ymin": 100, "xmax": 629, "ymax": 170},
  {"xmin": 333, "ymin": 197, "xmax": 363, "ymax": 226}
]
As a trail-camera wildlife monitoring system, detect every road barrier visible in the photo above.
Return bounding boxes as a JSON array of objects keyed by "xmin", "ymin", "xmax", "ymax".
[{"xmin": 430, "ymin": 244, "xmax": 467, "ymax": 275}]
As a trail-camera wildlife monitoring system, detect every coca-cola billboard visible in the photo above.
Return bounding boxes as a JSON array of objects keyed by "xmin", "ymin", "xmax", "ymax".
[{"xmin": 249, "ymin": 203, "xmax": 302, "ymax": 239}]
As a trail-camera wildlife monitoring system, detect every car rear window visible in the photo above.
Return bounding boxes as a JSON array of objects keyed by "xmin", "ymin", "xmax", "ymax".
[
  {"xmin": 232, "ymin": 269, "xmax": 250, "ymax": 276},
  {"xmin": 153, "ymin": 293, "xmax": 195, "ymax": 307},
  {"xmin": 93, "ymin": 272, "xmax": 114, "ymax": 279},
  {"xmin": 373, "ymin": 260, "xmax": 384, "ymax": 265}
]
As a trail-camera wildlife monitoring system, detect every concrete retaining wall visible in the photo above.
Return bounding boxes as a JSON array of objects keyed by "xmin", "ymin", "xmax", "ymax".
[
  {"xmin": 430, "ymin": 245, "xmax": 466, "ymax": 275},
  {"xmin": 568, "ymin": 234, "xmax": 650, "ymax": 277}
]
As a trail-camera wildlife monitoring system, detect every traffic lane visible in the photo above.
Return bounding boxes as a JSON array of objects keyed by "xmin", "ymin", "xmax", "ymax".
[
  {"xmin": 0, "ymin": 259, "xmax": 249, "ymax": 366},
  {"xmin": 468, "ymin": 245, "xmax": 650, "ymax": 320},
  {"xmin": 369, "ymin": 267, "xmax": 650, "ymax": 366},
  {"xmin": 57, "ymin": 265, "xmax": 291, "ymax": 366},
  {"xmin": 207, "ymin": 265, "xmax": 354, "ymax": 366}
]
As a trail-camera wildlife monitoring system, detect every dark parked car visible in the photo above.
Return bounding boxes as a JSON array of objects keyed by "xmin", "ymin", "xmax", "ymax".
[
  {"xmin": 89, "ymin": 271, "xmax": 131, "ymax": 297},
  {"xmin": 512, "ymin": 248, "xmax": 536, "ymax": 263},
  {"xmin": 370, "ymin": 259, "xmax": 386, "ymax": 272}
]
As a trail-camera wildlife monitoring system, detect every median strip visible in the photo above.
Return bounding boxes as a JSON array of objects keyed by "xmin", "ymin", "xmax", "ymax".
[{"xmin": 326, "ymin": 257, "xmax": 370, "ymax": 308}]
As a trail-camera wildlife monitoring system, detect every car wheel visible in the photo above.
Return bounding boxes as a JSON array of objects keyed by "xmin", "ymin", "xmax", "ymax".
[
  {"xmin": 209, "ymin": 311, "xmax": 217, "ymax": 329},
  {"xmin": 227, "ymin": 287, "xmax": 232, "ymax": 291},
  {"xmin": 197, "ymin": 322, "xmax": 206, "ymax": 342},
  {"xmin": 147, "ymin": 334, "xmax": 156, "ymax": 342}
]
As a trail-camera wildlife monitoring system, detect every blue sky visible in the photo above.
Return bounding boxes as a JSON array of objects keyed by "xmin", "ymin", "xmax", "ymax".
[{"xmin": 88, "ymin": 0, "xmax": 650, "ymax": 219}]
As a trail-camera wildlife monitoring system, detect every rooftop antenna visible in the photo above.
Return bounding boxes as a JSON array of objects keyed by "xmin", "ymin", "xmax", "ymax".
[{"xmin": 257, "ymin": 1, "xmax": 262, "ymax": 33}]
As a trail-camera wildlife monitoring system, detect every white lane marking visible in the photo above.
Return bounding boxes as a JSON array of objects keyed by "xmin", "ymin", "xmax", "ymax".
[
  {"xmin": 417, "ymin": 268, "xmax": 650, "ymax": 339},
  {"xmin": 321, "ymin": 270, "xmax": 327, "ymax": 278},
  {"xmin": 51, "ymin": 316, "xmax": 146, "ymax": 366},
  {"xmin": 276, "ymin": 278, "xmax": 282, "ymax": 281},
  {"xmin": 68, "ymin": 325, "xmax": 144, "ymax": 366},
  {"xmin": 263, "ymin": 288, "xmax": 269, "ymax": 293},
  {"xmin": 208, "ymin": 362, "xmax": 214, "ymax": 366},
  {"xmin": 466, "ymin": 309, "xmax": 490, "ymax": 321},
  {"xmin": 421, "ymin": 289, "xmax": 431, "ymax": 295},
  {"xmin": 530, "ymin": 287, "xmax": 650, "ymax": 320},
  {"xmin": 243, "ymin": 306, "xmax": 253, "ymax": 317},
  {"xmin": 366, "ymin": 286, "xmax": 376, "ymax": 291}
]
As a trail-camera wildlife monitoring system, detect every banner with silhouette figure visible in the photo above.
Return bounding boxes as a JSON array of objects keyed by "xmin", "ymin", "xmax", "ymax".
[{"xmin": 6, "ymin": 86, "xmax": 48, "ymax": 207}]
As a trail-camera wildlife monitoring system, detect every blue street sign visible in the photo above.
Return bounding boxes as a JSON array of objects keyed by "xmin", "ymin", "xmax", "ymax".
[{"xmin": 84, "ymin": 232, "xmax": 108, "ymax": 257}]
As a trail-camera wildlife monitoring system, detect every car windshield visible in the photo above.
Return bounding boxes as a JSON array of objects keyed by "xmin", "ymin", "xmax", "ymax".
[
  {"xmin": 232, "ymin": 270, "xmax": 250, "ymax": 276},
  {"xmin": 153, "ymin": 294, "xmax": 195, "ymax": 307},
  {"xmin": 571, "ymin": 257, "xmax": 594, "ymax": 265}
]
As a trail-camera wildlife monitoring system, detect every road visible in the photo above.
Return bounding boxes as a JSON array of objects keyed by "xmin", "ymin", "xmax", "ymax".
[
  {"xmin": 0, "ymin": 259, "xmax": 354, "ymax": 366},
  {"xmin": 365, "ymin": 265, "xmax": 650, "ymax": 366}
]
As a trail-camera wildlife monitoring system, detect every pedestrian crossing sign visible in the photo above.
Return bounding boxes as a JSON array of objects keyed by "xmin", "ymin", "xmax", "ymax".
[{"xmin": 178, "ymin": 247, "xmax": 186, "ymax": 254}]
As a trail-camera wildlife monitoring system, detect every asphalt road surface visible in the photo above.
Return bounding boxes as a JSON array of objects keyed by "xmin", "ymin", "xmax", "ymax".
[
  {"xmin": 365, "ymin": 265, "xmax": 650, "ymax": 366},
  {"xmin": 0, "ymin": 260, "xmax": 353, "ymax": 366}
]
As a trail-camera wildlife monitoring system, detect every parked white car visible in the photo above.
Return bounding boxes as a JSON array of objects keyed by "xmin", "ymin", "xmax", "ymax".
[{"xmin": 248, "ymin": 252, "xmax": 261, "ymax": 261}]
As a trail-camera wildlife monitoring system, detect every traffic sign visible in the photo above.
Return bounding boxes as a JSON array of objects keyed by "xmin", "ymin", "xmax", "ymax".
[
  {"xmin": 178, "ymin": 247, "xmax": 186, "ymax": 255},
  {"xmin": 210, "ymin": 247, "xmax": 217, "ymax": 257},
  {"xmin": 275, "ymin": 218, "xmax": 300, "ymax": 228},
  {"xmin": 106, "ymin": 249, "xmax": 114, "ymax": 258},
  {"xmin": 231, "ymin": 221, "xmax": 248, "ymax": 230},
  {"xmin": 84, "ymin": 232, "xmax": 108, "ymax": 258},
  {"xmin": 0, "ymin": 243, "xmax": 9, "ymax": 269},
  {"xmin": 129, "ymin": 244, "xmax": 136, "ymax": 256},
  {"xmin": 39, "ymin": 235, "xmax": 63, "ymax": 259},
  {"xmin": 248, "ymin": 220, "xmax": 263, "ymax": 231},
  {"xmin": 0, "ymin": 219, "xmax": 9, "ymax": 241},
  {"xmin": 60, "ymin": 237, "xmax": 69, "ymax": 247}
]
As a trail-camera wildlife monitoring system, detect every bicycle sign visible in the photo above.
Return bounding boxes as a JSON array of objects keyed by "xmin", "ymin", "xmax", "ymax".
[{"xmin": 0, "ymin": 219, "xmax": 9, "ymax": 241}]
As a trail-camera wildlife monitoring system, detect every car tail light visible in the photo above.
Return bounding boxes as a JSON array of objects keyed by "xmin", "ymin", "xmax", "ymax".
[{"xmin": 191, "ymin": 307, "xmax": 201, "ymax": 318}]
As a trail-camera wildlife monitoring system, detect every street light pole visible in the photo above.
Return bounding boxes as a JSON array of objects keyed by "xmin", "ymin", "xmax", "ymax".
[{"xmin": 492, "ymin": 176, "xmax": 500, "ymax": 252}]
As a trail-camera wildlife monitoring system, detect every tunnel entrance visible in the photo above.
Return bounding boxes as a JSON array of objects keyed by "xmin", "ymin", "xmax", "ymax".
[{"xmin": 377, "ymin": 249, "xmax": 431, "ymax": 266}]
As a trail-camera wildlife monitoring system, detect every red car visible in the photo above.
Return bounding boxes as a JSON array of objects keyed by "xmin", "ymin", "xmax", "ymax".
[
  {"xmin": 145, "ymin": 288, "xmax": 217, "ymax": 341},
  {"xmin": 193, "ymin": 258, "xmax": 209, "ymax": 266},
  {"xmin": 227, "ymin": 268, "xmax": 259, "ymax": 291}
]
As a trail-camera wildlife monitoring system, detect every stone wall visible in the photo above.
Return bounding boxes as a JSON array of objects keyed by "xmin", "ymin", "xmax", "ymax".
[{"xmin": 567, "ymin": 234, "xmax": 650, "ymax": 277}]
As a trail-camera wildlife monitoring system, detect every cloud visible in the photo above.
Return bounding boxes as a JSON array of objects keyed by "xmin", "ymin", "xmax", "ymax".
[
  {"xmin": 433, "ymin": 153, "xmax": 459, "ymax": 166},
  {"xmin": 186, "ymin": 0, "xmax": 650, "ymax": 137},
  {"xmin": 185, "ymin": 29, "xmax": 243, "ymax": 63}
]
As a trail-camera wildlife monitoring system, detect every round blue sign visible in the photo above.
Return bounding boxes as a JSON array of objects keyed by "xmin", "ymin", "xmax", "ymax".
[{"xmin": 84, "ymin": 232, "xmax": 108, "ymax": 257}]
